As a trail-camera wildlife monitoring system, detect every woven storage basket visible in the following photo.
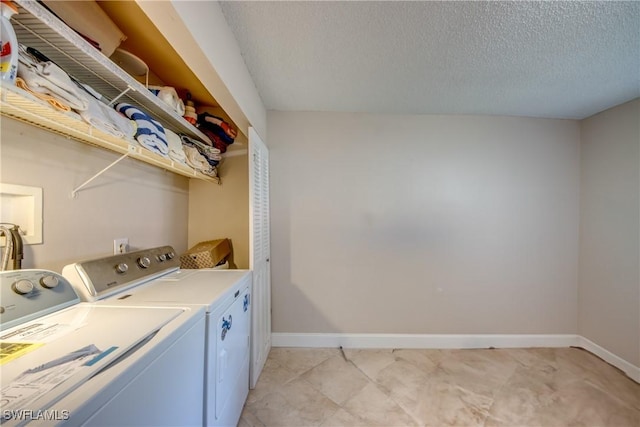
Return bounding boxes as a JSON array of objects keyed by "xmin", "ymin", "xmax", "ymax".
[{"xmin": 180, "ymin": 239, "xmax": 230, "ymax": 269}]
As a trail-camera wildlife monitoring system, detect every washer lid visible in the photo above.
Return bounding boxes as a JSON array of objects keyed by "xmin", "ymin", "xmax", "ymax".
[
  {"xmin": 107, "ymin": 270, "xmax": 252, "ymax": 312},
  {"xmin": 0, "ymin": 304, "xmax": 184, "ymax": 419}
]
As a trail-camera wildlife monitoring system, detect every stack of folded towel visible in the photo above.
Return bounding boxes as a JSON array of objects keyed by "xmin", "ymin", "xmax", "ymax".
[
  {"xmin": 79, "ymin": 93, "xmax": 136, "ymax": 140},
  {"xmin": 17, "ymin": 45, "xmax": 89, "ymax": 112},
  {"xmin": 115, "ymin": 103, "xmax": 169, "ymax": 157},
  {"xmin": 181, "ymin": 134, "xmax": 222, "ymax": 167},
  {"xmin": 165, "ymin": 129, "xmax": 187, "ymax": 164},
  {"xmin": 197, "ymin": 112, "xmax": 237, "ymax": 153},
  {"xmin": 180, "ymin": 135, "xmax": 218, "ymax": 178}
]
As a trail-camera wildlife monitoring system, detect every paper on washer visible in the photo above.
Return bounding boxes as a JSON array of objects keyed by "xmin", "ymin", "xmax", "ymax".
[{"xmin": 0, "ymin": 344, "xmax": 101, "ymax": 417}]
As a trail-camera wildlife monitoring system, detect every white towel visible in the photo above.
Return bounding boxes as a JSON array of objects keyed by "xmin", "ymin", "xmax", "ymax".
[
  {"xmin": 115, "ymin": 103, "xmax": 169, "ymax": 157},
  {"xmin": 183, "ymin": 145, "xmax": 217, "ymax": 177},
  {"xmin": 79, "ymin": 94, "xmax": 135, "ymax": 140},
  {"xmin": 165, "ymin": 129, "xmax": 187, "ymax": 164},
  {"xmin": 17, "ymin": 46, "xmax": 89, "ymax": 111}
]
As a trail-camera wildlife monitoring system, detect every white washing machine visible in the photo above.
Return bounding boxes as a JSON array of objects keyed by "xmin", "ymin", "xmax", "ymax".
[
  {"xmin": 62, "ymin": 246, "xmax": 252, "ymax": 427},
  {"xmin": 0, "ymin": 269, "xmax": 205, "ymax": 427}
]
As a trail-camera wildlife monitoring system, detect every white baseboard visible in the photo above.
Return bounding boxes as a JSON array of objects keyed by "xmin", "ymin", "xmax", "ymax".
[
  {"xmin": 271, "ymin": 332, "xmax": 639, "ymax": 383},
  {"xmin": 578, "ymin": 336, "xmax": 640, "ymax": 383},
  {"xmin": 271, "ymin": 332, "xmax": 579, "ymax": 349}
]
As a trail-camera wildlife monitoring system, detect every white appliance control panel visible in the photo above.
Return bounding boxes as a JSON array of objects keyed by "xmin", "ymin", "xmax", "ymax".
[
  {"xmin": 0, "ymin": 269, "xmax": 80, "ymax": 330},
  {"xmin": 62, "ymin": 246, "xmax": 180, "ymax": 301}
]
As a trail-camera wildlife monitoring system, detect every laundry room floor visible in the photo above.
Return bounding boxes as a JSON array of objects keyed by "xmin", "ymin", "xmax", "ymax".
[{"xmin": 239, "ymin": 347, "xmax": 640, "ymax": 426}]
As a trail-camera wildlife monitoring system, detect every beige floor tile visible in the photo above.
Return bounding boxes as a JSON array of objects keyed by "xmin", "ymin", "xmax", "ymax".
[
  {"xmin": 413, "ymin": 369, "xmax": 494, "ymax": 427},
  {"xmin": 269, "ymin": 347, "xmax": 339, "ymax": 376},
  {"xmin": 437, "ymin": 349, "xmax": 518, "ymax": 397},
  {"xmin": 249, "ymin": 390, "xmax": 329, "ymax": 427},
  {"xmin": 319, "ymin": 408, "xmax": 372, "ymax": 427},
  {"xmin": 485, "ymin": 364, "xmax": 564, "ymax": 426},
  {"xmin": 246, "ymin": 357, "xmax": 299, "ymax": 405},
  {"xmin": 392, "ymin": 349, "xmax": 440, "ymax": 373},
  {"xmin": 343, "ymin": 348, "xmax": 396, "ymax": 379},
  {"xmin": 542, "ymin": 379, "xmax": 639, "ymax": 427},
  {"xmin": 557, "ymin": 348, "xmax": 640, "ymax": 411},
  {"xmin": 343, "ymin": 383, "xmax": 419, "ymax": 426},
  {"xmin": 278, "ymin": 377, "xmax": 341, "ymax": 425},
  {"xmin": 501, "ymin": 347, "xmax": 558, "ymax": 368},
  {"xmin": 301, "ymin": 355, "xmax": 371, "ymax": 405},
  {"xmin": 374, "ymin": 358, "xmax": 431, "ymax": 417},
  {"xmin": 238, "ymin": 407, "xmax": 266, "ymax": 427}
]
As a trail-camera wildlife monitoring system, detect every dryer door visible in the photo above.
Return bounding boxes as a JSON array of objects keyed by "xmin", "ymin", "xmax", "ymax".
[{"xmin": 215, "ymin": 286, "xmax": 251, "ymax": 419}]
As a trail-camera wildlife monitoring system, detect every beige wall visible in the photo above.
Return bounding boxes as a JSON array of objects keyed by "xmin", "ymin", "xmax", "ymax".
[
  {"xmin": 268, "ymin": 112, "xmax": 581, "ymax": 334},
  {"xmin": 188, "ymin": 154, "xmax": 250, "ymax": 269},
  {"xmin": 579, "ymin": 98, "xmax": 640, "ymax": 367},
  {"xmin": 0, "ymin": 118, "xmax": 189, "ymax": 272}
]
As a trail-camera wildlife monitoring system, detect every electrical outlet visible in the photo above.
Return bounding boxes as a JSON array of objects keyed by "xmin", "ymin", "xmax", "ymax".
[{"xmin": 113, "ymin": 238, "xmax": 129, "ymax": 254}]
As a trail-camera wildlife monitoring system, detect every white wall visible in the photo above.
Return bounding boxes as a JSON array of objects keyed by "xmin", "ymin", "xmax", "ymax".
[
  {"xmin": 0, "ymin": 118, "xmax": 189, "ymax": 272},
  {"xmin": 268, "ymin": 111, "xmax": 580, "ymax": 334},
  {"xmin": 579, "ymin": 98, "xmax": 640, "ymax": 367}
]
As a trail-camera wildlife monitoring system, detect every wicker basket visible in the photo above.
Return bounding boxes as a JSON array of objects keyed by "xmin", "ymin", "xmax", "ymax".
[{"xmin": 180, "ymin": 239, "xmax": 231, "ymax": 269}]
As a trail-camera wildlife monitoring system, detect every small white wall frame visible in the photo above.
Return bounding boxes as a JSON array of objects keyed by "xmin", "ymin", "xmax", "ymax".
[{"xmin": 0, "ymin": 183, "xmax": 43, "ymax": 245}]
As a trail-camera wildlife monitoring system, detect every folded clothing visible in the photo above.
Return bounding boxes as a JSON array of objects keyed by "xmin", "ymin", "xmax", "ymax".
[
  {"xmin": 115, "ymin": 103, "xmax": 169, "ymax": 157},
  {"xmin": 17, "ymin": 45, "xmax": 89, "ymax": 111},
  {"xmin": 199, "ymin": 127, "xmax": 229, "ymax": 153},
  {"xmin": 79, "ymin": 93, "xmax": 135, "ymax": 140},
  {"xmin": 165, "ymin": 129, "xmax": 187, "ymax": 164},
  {"xmin": 183, "ymin": 145, "xmax": 217, "ymax": 178},
  {"xmin": 15, "ymin": 77, "xmax": 71, "ymax": 112},
  {"xmin": 197, "ymin": 112, "xmax": 237, "ymax": 140},
  {"xmin": 181, "ymin": 134, "xmax": 221, "ymax": 167}
]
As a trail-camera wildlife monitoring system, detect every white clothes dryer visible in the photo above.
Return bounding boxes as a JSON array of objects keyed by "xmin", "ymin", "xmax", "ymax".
[{"xmin": 62, "ymin": 246, "xmax": 252, "ymax": 427}]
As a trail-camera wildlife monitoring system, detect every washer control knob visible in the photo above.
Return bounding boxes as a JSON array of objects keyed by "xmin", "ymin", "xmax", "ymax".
[
  {"xmin": 166, "ymin": 252, "xmax": 175, "ymax": 260},
  {"xmin": 137, "ymin": 256, "xmax": 151, "ymax": 269},
  {"xmin": 116, "ymin": 263, "xmax": 129, "ymax": 274},
  {"xmin": 13, "ymin": 279, "xmax": 34, "ymax": 295},
  {"xmin": 40, "ymin": 275, "xmax": 59, "ymax": 289},
  {"xmin": 157, "ymin": 254, "xmax": 167, "ymax": 262}
]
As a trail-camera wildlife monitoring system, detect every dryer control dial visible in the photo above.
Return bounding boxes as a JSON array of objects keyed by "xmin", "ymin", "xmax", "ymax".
[
  {"xmin": 13, "ymin": 279, "xmax": 34, "ymax": 295},
  {"xmin": 137, "ymin": 257, "xmax": 151, "ymax": 269},
  {"xmin": 166, "ymin": 252, "xmax": 175, "ymax": 260},
  {"xmin": 40, "ymin": 275, "xmax": 59, "ymax": 289},
  {"xmin": 116, "ymin": 263, "xmax": 129, "ymax": 274}
]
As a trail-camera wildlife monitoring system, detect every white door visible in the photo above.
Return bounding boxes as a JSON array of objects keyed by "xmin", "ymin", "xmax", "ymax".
[{"xmin": 248, "ymin": 127, "xmax": 271, "ymax": 388}]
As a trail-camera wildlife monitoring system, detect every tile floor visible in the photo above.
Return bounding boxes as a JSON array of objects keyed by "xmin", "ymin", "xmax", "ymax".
[{"xmin": 239, "ymin": 347, "xmax": 640, "ymax": 427}]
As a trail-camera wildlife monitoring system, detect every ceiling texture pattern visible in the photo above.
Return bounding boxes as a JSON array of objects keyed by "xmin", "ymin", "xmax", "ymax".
[{"xmin": 219, "ymin": 1, "xmax": 640, "ymax": 119}]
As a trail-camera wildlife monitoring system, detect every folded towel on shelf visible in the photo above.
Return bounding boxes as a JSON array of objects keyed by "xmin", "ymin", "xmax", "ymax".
[
  {"xmin": 197, "ymin": 112, "xmax": 237, "ymax": 140},
  {"xmin": 181, "ymin": 134, "xmax": 221, "ymax": 167},
  {"xmin": 183, "ymin": 144, "xmax": 217, "ymax": 178},
  {"xmin": 79, "ymin": 93, "xmax": 135, "ymax": 140},
  {"xmin": 17, "ymin": 45, "xmax": 89, "ymax": 111},
  {"xmin": 15, "ymin": 77, "xmax": 71, "ymax": 112},
  {"xmin": 115, "ymin": 103, "xmax": 169, "ymax": 157},
  {"xmin": 165, "ymin": 129, "xmax": 187, "ymax": 164}
]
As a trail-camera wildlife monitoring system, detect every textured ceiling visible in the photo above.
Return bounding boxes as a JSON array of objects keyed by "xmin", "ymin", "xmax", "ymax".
[{"xmin": 219, "ymin": 1, "xmax": 640, "ymax": 119}]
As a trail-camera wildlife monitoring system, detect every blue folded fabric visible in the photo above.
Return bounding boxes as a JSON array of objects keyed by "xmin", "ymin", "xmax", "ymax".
[{"xmin": 115, "ymin": 103, "xmax": 169, "ymax": 156}]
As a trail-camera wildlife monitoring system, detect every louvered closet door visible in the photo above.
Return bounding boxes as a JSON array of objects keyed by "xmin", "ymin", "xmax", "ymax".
[{"xmin": 249, "ymin": 127, "xmax": 271, "ymax": 388}]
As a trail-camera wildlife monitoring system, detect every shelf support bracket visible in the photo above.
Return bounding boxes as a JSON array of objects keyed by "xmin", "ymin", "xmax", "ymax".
[
  {"xmin": 71, "ymin": 152, "xmax": 130, "ymax": 198},
  {"xmin": 108, "ymin": 86, "xmax": 135, "ymax": 107}
]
